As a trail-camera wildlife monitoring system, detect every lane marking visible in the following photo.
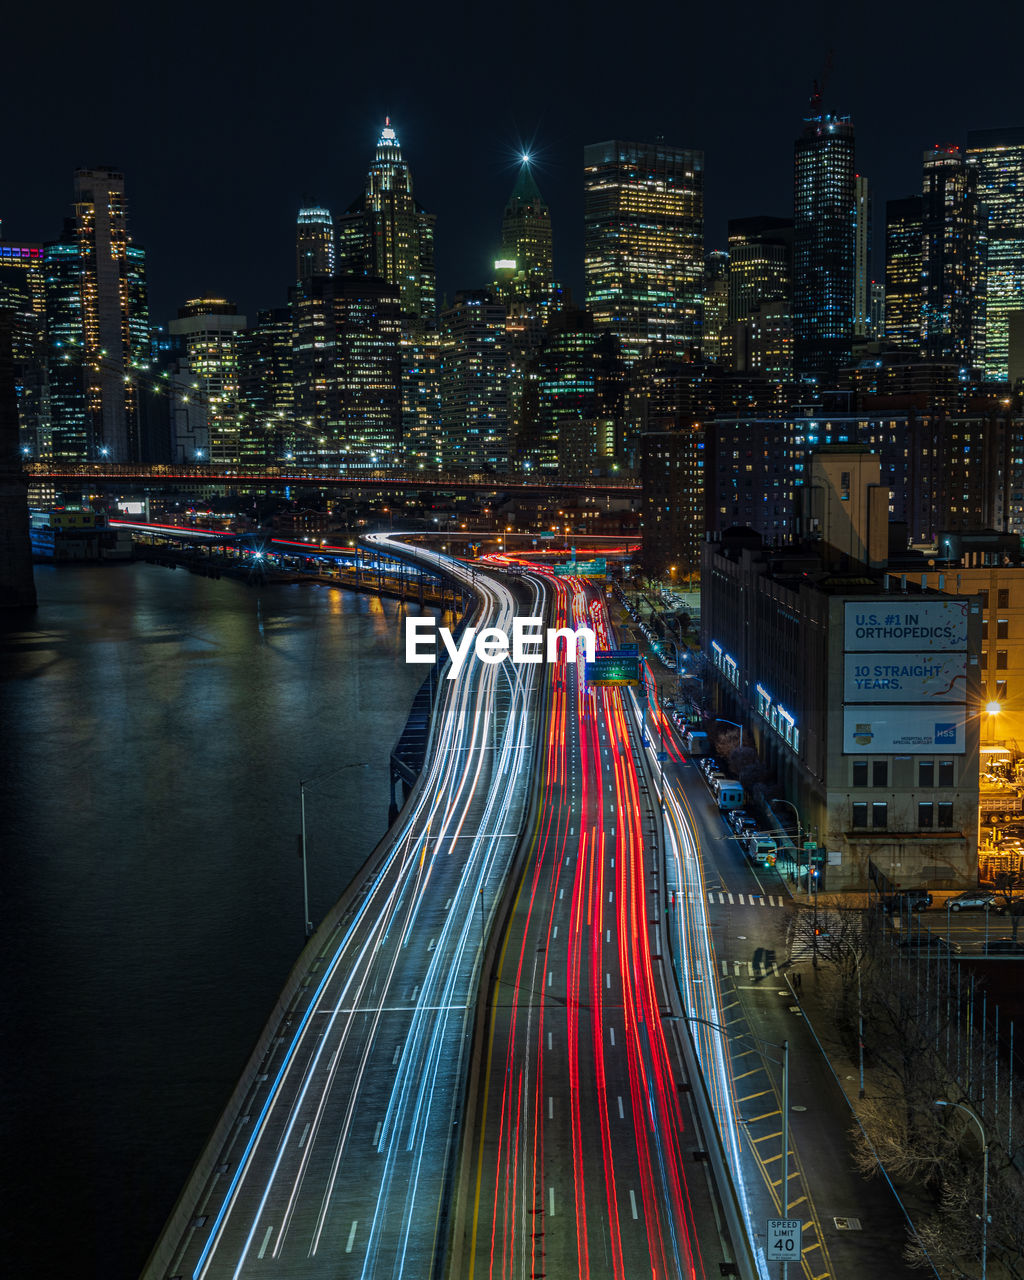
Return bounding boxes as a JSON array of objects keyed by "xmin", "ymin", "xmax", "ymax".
[
  {"xmin": 606, "ymin": 972, "xmax": 611, "ymax": 989},
  {"xmin": 444, "ymin": 897, "xmax": 452, "ymax": 910},
  {"xmin": 345, "ymin": 1221, "xmax": 358, "ymax": 1253},
  {"xmin": 609, "ymin": 1027, "xmax": 616, "ymax": 1045},
  {"xmin": 547, "ymin": 971, "xmax": 553, "ymax": 987},
  {"xmin": 549, "ymin": 1187, "xmax": 555, "ymax": 1216},
  {"xmin": 392, "ymin": 1045, "xmax": 401, "ymax": 1065},
  {"xmin": 606, "ymin": 929, "xmax": 611, "ymax": 942},
  {"xmin": 548, "ymin": 1032, "xmax": 552, "ymax": 1050},
  {"xmin": 372, "ymin": 1121, "xmax": 382, "ymax": 1146},
  {"xmin": 553, "ymin": 925, "xmax": 558, "ymax": 938},
  {"xmin": 608, "ymin": 891, "xmax": 613, "ymax": 903},
  {"xmin": 559, "ymin": 888, "xmax": 564, "ymax": 900},
  {"xmin": 629, "ymin": 1189, "xmax": 639, "ymax": 1220},
  {"xmin": 617, "ymin": 1095, "xmax": 625, "ymax": 1119},
  {"xmin": 727, "ymin": 893, "xmax": 735, "ymax": 904},
  {"xmin": 257, "ymin": 1226, "xmax": 273, "ymax": 1259},
  {"xmin": 548, "ymin": 1096, "xmax": 553, "ymax": 1119},
  {"xmin": 427, "ymin": 937, "xmax": 436, "ymax": 951},
  {"xmin": 298, "ymin": 1122, "xmax": 310, "ymax": 1149}
]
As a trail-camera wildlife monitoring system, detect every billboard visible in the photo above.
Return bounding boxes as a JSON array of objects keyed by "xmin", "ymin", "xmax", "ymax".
[
  {"xmin": 843, "ymin": 600, "xmax": 969, "ymax": 652},
  {"xmin": 842, "ymin": 706, "xmax": 965, "ymax": 754},
  {"xmin": 843, "ymin": 652, "xmax": 968, "ymax": 703}
]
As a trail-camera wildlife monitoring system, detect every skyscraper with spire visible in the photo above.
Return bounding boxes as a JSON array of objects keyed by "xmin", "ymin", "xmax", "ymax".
[
  {"xmin": 336, "ymin": 118, "xmax": 436, "ymax": 323},
  {"xmin": 493, "ymin": 160, "xmax": 555, "ymax": 323}
]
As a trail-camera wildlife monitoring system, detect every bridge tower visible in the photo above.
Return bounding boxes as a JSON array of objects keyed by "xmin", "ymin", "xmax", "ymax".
[{"xmin": 0, "ymin": 311, "xmax": 36, "ymax": 608}]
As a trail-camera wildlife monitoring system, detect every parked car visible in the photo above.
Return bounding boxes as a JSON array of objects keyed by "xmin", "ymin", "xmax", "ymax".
[
  {"xmin": 946, "ymin": 890, "xmax": 998, "ymax": 913},
  {"xmin": 881, "ymin": 889, "xmax": 933, "ymax": 914},
  {"xmin": 899, "ymin": 933, "xmax": 957, "ymax": 951},
  {"xmin": 726, "ymin": 809, "xmax": 751, "ymax": 834}
]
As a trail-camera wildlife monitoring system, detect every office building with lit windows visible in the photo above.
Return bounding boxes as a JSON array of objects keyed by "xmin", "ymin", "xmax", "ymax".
[
  {"xmin": 966, "ymin": 127, "xmax": 1024, "ymax": 381},
  {"xmin": 493, "ymin": 160, "xmax": 555, "ymax": 324},
  {"xmin": 639, "ymin": 424, "xmax": 704, "ymax": 578},
  {"xmin": 702, "ymin": 450, "xmax": 981, "ymax": 891},
  {"xmin": 884, "ymin": 195, "xmax": 924, "ymax": 351},
  {"xmin": 0, "ymin": 235, "xmax": 46, "ymax": 455},
  {"xmin": 71, "ymin": 168, "xmax": 150, "ymax": 460},
  {"xmin": 168, "ymin": 298, "xmax": 247, "ymax": 464},
  {"xmin": 291, "ymin": 274, "xmax": 402, "ymax": 468},
  {"xmin": 853, "ymin": 175, "xmax": 872, "ymax": 338},
  {"xmin": 584, "ymin": 138, "xmax": 703, "ymax": 364},
  {"xmin": 519, "ymin": 308, "xmax": 624, "ymax": 473},
  {"xmin": 296, "ymin": 206, "xmax": 335, "ymax": 284},
  {"xmin": 336, "ymin": 119, "xmax": 436, "ymax": 324},
  {"xmin": 921, "ymin": 146, "xmax": 986, "ymax": 369},
  {"xmin": 239, "ymin": 307, "xmax": 294, "ymax": 462},
  {"xmin": 792, "ymin": 100, "xmax": 856, "ymax": 380},
  {"xmin": 439, "ymin": 291, "xmax": 509, "ymax": 472}
]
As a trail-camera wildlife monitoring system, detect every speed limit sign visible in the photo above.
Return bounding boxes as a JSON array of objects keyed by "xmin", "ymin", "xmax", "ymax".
[{"xmin": 767, "ymin": 1219, "xmax": 802, "ymax": 1259}]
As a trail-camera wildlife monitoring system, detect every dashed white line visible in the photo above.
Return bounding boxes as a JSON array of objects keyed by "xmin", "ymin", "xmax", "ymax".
[
  {"xmin": 427, "ymin": 937, "xmax": 436, "ymax": 951},
  {"xmin": 257, "ymin": 1226, "xmax": 273, "ymax": 1259},
  {"xmin": 547, "ymin": 971, "xmax": 553, "ymax": 987},
  {"xmin": 548, "ymin": 1032, "xmax": 552, "ymax": 1050},
  {"xmin": 606, "ymin": 973, "xmax": 611, "ymax": 989},
  {"xmin": 553, "ymin": 925, "xmax": 558, "ymax": 938},
  {"xmin": 298, "ymin": 1122, "xmax": 310, "ymax": 1149},
  {"xmin": 372, "ymin": 1121, "xmax": 382, "ymax": 1147},
  {"xmin": 617, "ymin": 1095, "xmax": 625, "ymax": 1119},
  {"xmin": 392, "ymin": 1045, "xmax": 401, "ymax": 1065},
  {"xmin": 549, "ymin": 1187, "xmax": 555, "ymax": 1216},
  {"xmin": 609, "ymin": 1027, "xmax": 616, "ymax": 1045},
  {"xmin": 346, "ymin": 1220, "xmax": 358, "ymax": 1253},
  {"xmin": 606, "ymin": 929, "xmax": 611, "ymax": 942},
  {"xmin": 548, "ymin": 1096, "xmax": 553, "ymax": 1119},
  {"xmin": 629, "ymin": 1189, "xmax": 639, "ymax": 1219},
  {"xmin": 608, "ymin": 891, "xmax": 613, "ymax": 903}
]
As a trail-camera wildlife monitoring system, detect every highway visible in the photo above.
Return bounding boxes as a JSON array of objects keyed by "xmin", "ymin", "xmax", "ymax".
[
  {"xmin": 459, "ymin": 572, "xmax": 728, "ymax": 1280},
  {"xmin": 146, "ymin": 537, "xmax": 545, "ymax": 1280}
]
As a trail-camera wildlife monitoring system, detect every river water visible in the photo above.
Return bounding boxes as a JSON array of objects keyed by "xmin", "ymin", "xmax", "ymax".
[{"xmin": 0, "ymin": 563, "xmax": 433, "ymax": 1280}]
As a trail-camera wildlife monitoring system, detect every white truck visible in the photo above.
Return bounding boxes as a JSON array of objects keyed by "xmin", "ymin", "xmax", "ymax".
[{"xmin": 713, "ymin": 778, "xmax": 744, "ymax": 811}]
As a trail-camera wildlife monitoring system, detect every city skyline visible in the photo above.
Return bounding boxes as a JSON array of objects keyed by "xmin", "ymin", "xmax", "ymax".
[{"xmin": 5, "ymin": 0, "xmax": 1024, "ymax": 323}]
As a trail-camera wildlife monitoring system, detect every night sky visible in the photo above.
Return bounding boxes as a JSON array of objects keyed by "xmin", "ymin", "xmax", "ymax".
[{"xmin": 6, "ymin": 1, "xmax": 1023, "ymax": 325}]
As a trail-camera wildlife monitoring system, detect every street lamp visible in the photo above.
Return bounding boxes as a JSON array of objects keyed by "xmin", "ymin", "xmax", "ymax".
[
  {"xmin": 678, "ymin": 1014, "xmax": 792, "ymax": 1277},
  {"xmin": 299, "ymin": 763, "xmax": 369, "ymax": 938},
  {"xmin": 934, "ymin": 1099, "xmax": 989, "ymax": 1279}
]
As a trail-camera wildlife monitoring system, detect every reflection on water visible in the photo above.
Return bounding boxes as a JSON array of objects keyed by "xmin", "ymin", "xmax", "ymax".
[{"xmin": 0, "ymin": 564, "xmax": 433, "ymax": 1280}]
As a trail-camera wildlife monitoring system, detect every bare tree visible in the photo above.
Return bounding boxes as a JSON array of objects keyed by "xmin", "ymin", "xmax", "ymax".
[{"xmin": 991, "ymin": 868, "xmax": 1024, "ymax": 943}]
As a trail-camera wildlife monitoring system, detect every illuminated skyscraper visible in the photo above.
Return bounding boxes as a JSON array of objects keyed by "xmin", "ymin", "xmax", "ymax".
[
  {"xmin": 439, "ymin": 292, "xmax": 509, "ymax": 471},
  {"xmin": 296, "ymin": 206, "xmax": 335, "ymax": 283},
  {"xmin": 884, "ymin": 195, "xmax": 923, "ymax": 350},
  {"xmin": 726, "ymin": 217, "xmax": 792, "ymax": 324},
  {"xmin": 520, "ymin": 308, "xmax": 624, "ymax": 473},
  {"xmin": 291, "ymin": 275, "xmax": 402, "ymax": 467},
  {"xmin": 921, "ymin": 146, "xmax": 986, "ymax": 367},
  {"xmin": 337, "ymin": 118, "xmax": 436, "ymax": 323},
  {"xmin": 168, "ymin": 298, "xmax": 247, "ymax": 463},
  {"xmin": 71, "ymin": 168, "xmax": 150, "ymax": 459},
  {"xmin": 584, "ymin": 138, "xmax": 704, "ymax": 364},
  {"xmin": 792, "ymin": 95, "xmax": 856, "ymax": 379},
  {"xmin": 853, "ymin": 175, "xmax": 871, "ymax": 337},
  {"xmin": 966, "ymin": 127, "xmax": 1024, "ymax": 380},
  {"xmin": 0, "ymin": 234, "xmax": 46, "ymax": 455},
  {"xmin": 494, "ymin": 160, "xmax": 555, "ymax": 322}
]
